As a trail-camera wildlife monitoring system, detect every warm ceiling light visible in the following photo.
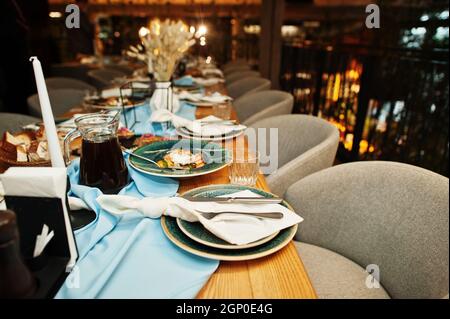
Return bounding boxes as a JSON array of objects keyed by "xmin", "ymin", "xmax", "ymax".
[
  {"xmin": 196, "ymin": 25, "xmax": 207, "ymax": 38},
  {"xmin": 49, "ymin": 12, "xmax": 62, "ymax": 18},
  {"xmin": 139, "ymin": 26, "xmax": 150, "ymax": 38},
  {"xmin": 189, "ymin": 26, "xmax": 196, "ymax": 34}
]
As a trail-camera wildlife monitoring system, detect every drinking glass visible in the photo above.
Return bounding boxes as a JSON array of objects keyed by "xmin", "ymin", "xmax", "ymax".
[
  {"xmin": 212, "ymin": 103, "xmax": 232, "ymax": 120},
  {"xmin": 229, "ymin": 151, "xmax": 260, "ymax": 187}
]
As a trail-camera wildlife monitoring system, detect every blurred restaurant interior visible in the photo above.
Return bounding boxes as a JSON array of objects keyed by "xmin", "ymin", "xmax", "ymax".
[
  {"xmin": 1, "ymin": 0, "xmax": 448, "ymax": 176},
  {"xmin": 0, "ymin": 0, "xmax": 449, "ymax": 301}
]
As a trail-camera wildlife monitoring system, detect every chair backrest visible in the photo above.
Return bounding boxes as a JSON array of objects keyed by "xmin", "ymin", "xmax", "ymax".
[
  {"xmin": 223, "ymin": 65, "xmax": 251, "ymax": 76},
  {"xmin": 0, "ymin": 112, "xmax": 41, "ymax": 136},
  {"xmin": 222, "ymin": 59, "xmax": 248, "ymax": 71},
  {"xmin": 285, "ymin": 161, "xmax": 449, "ymax": 299},
  {"xmin": 45, "ymin": 77, "xmax": 95, "ymax": 92},
  {"xmin": 226, "ymin": 77, "xmax": 271, "ymax": 99},
  {"xmin": 226, "ymin": 71, "xmax": 261, "ymax": 84},
  {"xmin": 27, "ymin": 89, "xmax": 86, "ymax": 117},
  {"xmin": 234, "ymin": 90, "xmax": 293, "ymax": 125},
  {"xmin": 249, "ymin": 114, "xmax": 339, "ymax": 196},
  {"xmin": 88, "ymin": 69, "xmax": 126, "ymax": 89}
]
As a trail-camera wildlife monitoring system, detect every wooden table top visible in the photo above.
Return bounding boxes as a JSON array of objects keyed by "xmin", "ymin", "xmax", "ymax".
[{"xmin": 57, "ymin": 83, "xmax": 317, "ymax": 299}]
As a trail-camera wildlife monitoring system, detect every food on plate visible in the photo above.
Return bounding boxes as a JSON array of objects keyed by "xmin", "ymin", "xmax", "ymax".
[
  {"xmin": 117, "ymin": 127, "xmax": 135, "ymax": 139},
  {"xmin": 157, "ymin": 149, "xmax": 205, "ymax": 169},
  {"xmin": 84, "ymin": 96, "xmax": 143, "ymax": 108}
]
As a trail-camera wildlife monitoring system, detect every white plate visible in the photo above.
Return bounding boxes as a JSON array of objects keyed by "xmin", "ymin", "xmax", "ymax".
[
  {"xmin": 182, "ymin": 100, "xmax": 215, "ymax": 108},
  {"xmin": 176, "ymin": 126, "xmax": 245, "ymax": 142}
]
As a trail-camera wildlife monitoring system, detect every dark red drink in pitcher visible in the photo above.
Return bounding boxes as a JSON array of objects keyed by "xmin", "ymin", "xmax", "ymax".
[{"xmin": 65, "ymin": 113, "xmax": 129, "ymax": 194}]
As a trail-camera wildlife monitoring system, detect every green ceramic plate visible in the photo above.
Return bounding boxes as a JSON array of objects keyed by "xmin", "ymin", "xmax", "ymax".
[
  {"xmin": 177, "ymin": 218, "xmax": 279, "ymax": 250},
  {"xmin": 128, "ymin": 139, "xmax": 232, "ymax": 178},
  {"xmin": 161, "ymin": 184, "xmax": 298, "ymax": 261}
]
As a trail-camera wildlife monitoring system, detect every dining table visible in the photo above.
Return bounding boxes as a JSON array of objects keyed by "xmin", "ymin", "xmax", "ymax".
[
  {"xmin": 0, "ymin": 74, "xmax": 318, "ymax": 299},
  {"xmin": 61, "ymin": 81, "xmax": 317, "ymax": 299}
]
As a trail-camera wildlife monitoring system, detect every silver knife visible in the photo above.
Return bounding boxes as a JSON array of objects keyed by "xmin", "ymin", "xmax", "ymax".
[{"xmin": 182, "ymin": 196, "xmax": 283, "ymax": 204}]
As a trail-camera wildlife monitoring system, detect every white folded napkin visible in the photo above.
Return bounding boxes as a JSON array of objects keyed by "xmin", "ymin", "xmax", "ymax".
[
  {"xmin": 97, "ymin": 190, "xmax": 303, "ymax": 245},
  {"xmin": 150, "ymin": 111, "xmax": 246, "ymax": 136},
  {"xmin": 177, "ymin": 91, "xmax": 232, "ymax": 104},
  {"xmin": 193, "ymin": 77, "xmax": 225, "ymax": 87}
]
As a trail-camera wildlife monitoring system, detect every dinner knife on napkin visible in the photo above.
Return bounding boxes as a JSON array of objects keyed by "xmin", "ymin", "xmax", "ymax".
[{"xmin": 182, "ymin": 196, "xmax": 283, "ymax": 204}]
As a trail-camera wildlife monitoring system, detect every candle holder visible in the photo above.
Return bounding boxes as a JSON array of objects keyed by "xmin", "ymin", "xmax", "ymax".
[{"xmin": 119, "ymin": 80, "xmax": 154, "ymax": 129}]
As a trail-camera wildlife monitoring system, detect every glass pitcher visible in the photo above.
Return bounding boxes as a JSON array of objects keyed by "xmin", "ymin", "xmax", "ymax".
[{"xmin": 64, "ymin": 112, "xmax": 129, "ymax": 194}]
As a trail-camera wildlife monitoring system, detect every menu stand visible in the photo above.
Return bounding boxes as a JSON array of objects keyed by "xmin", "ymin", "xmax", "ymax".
[{"xmin": 4, "ymin": 196, "xmax": 78, "ymax": 298}]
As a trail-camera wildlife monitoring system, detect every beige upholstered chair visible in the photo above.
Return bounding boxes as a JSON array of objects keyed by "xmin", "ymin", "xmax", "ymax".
[
  {"xmin": 226, "ymin": 77, "xmax": 271, "ymax": 99},
  {"xmin": 46, "ymin": 77, "xmax": 95, "ymax": 92},
  {"xmin": 226, "ymin": 71, "xmax": 261, "ymax": 85},
  {"xmin": 223, "ymin": 65, "xmax": 251, "ymax": 76},
  {"xmin": 285, "ymin": 161, "xmax": 449, "ymax": 299},
  {"xmin": 27, "ymin": 89, "xmax": 86, "ymax": 117},
  {"xmin": 249, "ymin": 114, "xmax": 339, "ymax": 196},
  {"xmin": 234, "ymin": 90, "xmax": 293, "ymax": 126},
  {"xmin": 222, "ymin": 59, "xmax": 248, "ymax": 72},
  {"xmin": 88, "ymin": 69, "xmax": 126, "ymax": 89},
  {"xmin": 0, "ymin": 112, "xmax": 41, "ymax": 135}
]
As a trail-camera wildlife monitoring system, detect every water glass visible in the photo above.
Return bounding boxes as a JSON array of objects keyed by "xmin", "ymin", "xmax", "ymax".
[
  {"xmin": 229, "ymin": 151, "xmax": 260, "ymax": 187},
  {"xmin": 212, "ymin": 103, "xmax": 232, "ymax": 120}
]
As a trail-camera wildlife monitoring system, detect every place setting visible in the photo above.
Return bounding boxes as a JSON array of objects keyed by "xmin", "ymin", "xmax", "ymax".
[
  {"xmin": 150, "ymin": 108, "xmax": 247, "ymax": 141},
  {"xmin": 126, "ymin": 139, "xmax": 232, "ymax": 178},
  {"xmin": 83, "ymin": 84, "xmax": 150, "ymax": 111},
  {"xmin": 98, "ymin": 184, "xmax": 302, "ymax": 261},
  {"xmin": 177, "ymin": 90, "xmax": 232, "ymax": 108}
]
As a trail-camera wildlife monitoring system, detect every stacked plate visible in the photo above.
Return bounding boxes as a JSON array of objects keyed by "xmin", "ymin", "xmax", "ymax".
[
  {"xmin": 176, "ymin": 124, "xmax": 246, "ymax": 142},
  {"xmin": 161, "ymin": 184, "xmax": 298, "ymax": 261}
]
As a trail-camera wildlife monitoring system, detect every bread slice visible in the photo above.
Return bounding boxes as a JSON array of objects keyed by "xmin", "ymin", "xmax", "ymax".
[
  {"xmin": 36, "ymin": 141, "xmax": 50, "ymax": 161},
  {"xmin": 1, "ymin": 132, "xmax": 20, "ymax": 154},
  {"xmin": 14, "ymin": 132, "xmax": 32, "ymax": 148},
  {"xmin": 16, "ymin": 145, "xmax": 28, "ymax": 162}
]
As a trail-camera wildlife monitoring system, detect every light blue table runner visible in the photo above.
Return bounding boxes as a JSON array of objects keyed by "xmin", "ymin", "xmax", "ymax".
[
  {"xmin": 122, "ymin": 101, "xmax": 196, "ymax": 136},
  {"xmin": 56, "ymin": 102, "xmax": 219, "ymax": 299}
]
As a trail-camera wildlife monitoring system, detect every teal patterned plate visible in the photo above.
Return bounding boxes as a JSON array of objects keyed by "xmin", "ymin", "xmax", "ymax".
[
  {"xmin": 177, "ymin": 218, "xmax": 279, "ymax": 250},
  {"xmin": 128, "ymin": 139, "xmax": 232, "ymax": 178},
  {"xmin": 161, "ymin": 184, "xmax": 298, "ymax": 261}
]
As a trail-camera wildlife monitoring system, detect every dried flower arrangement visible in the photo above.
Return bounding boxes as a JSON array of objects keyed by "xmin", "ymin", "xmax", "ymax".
[{"xmin": 126, "ymin": 19, "xmax": 195, "ymax": 82}]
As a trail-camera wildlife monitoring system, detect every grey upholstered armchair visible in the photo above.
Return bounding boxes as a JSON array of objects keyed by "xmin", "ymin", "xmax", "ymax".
[
  {"xmin": 27, "ymin": 89, "xmax": 86, "ymax": 117},
  {"xmin": 87, "ymin": 68, "xmax": 126, "ymax": 89},
  {"xmin": 46, "ymin": 77, "xmax": 95, "ymax": 92},
  {"xmin": 226, "ymin": 77, "xmax": 271, "ymax": 99},
  {"xmin": 249, "ymin": 114, "xmax": 339, "ymax": 196},
  {"xmin": 234, "ymin": 90, "xmax": 293, "ymax": 126},
  {"xmin": 0, "ymin": 113, "xmax": 41, "ymax": 136},
  {"xmin": 226, "ymin": 71, "xmax": 261, "ymax": 84},
  {"xmin": 285, "ymin": 161, "xmax": 449, "ymax": 299}
]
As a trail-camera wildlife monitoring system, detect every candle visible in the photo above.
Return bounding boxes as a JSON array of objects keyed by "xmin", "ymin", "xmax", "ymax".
[{"xmin": 29, "ymin": 57, "xmax": 65, "ymax": 168}]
